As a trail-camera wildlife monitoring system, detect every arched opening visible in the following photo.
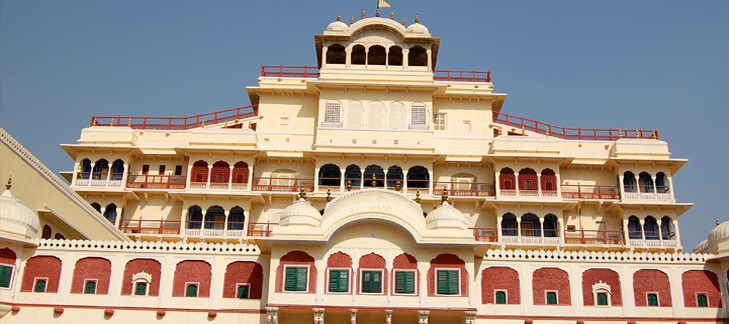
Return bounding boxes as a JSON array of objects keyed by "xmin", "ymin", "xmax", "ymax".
[
  {"xmin": 623, "ymin": 171, "xmax": 636, "ymax": 193},
  {"xmin": 351, "ymin": 45, "xmax": 366, "ymax": 65},
  {"xmin": 387, "ymin": 165, "xmax": 403, "ymax": 188},
  {"xmin": 540, "ymin": 169, "xmax": 557, "ymax": 191},
  {"xmin": 643, "ymin": 216, "xmax": 659, "ymax": 240},
  {"xmin": 103, "ymin": 203, "xmax": 117, "ymax": 224},
  {"xmin": 111, "ymin": 159, "xmax": 125, "ymax": 180},
  {"xmin": 228, "ymin": 206, "xmax": 245, "ymax": 230},
  {"xmin": 661, "ymin": 216, "xmax": 673, "ymax": 240},
  {"xmin": 407, "ymin": 166, "xmax": 430, "ymax": 191},
  {"xmin": 499, "ymin": 168, "xmax": 515, "ymax": 191},
  {"xmin": 638, "ymin": 172, "xmax": 654, "ymax": 193},
  {"xmin": 408, "ymin": 46, "xmax": 427, "ymax": 67},
  {"xmin": 318, "ymin": 164, "xmax": 341, "ymax": 187},
  {"xmin": 544, "ymin": 214, "xmax": 559, "ymax": 237},
  {"xmin": 367, "ymin": 101, "xmax": 384, "ymax": 129},
  {"xmin": 388, "ymin": 46, "xmax": 403, "ymax": 66},
  {"xmin": 79, "ymin": 159, "xmax": 92, "ymax": 179},
  {"xmin": 187, "ymin": 206, "xmax": 203, "ymax": 229},
  {"xmin": 389, "ymin": 101, "xmax": 405, "ymax": 129},
  {"xmin": 232, "ymin": 162, "xmax": 249, "ymax": 187},
  {"xmin": 521, "ymin": 213, "xmax": 541, "ymax": 237},
  {"xmin": 211, "ymin": 161, "xmax": 230, "ymax": 184},
  {"xmin": 518, "ymin": 168, "xmax": 538, "ymax": 192},
  {"xmin": 205, "ymin": 206, "xmax": 225, "ymax": 229},
  {"xmin": 92, "ymin": 159, "xmax": 109, "ymax": 180},
  {"xmin": 326, "ymin": 44, "xmax": 346, "ymax": 64},
  {"xmin": 346, "ymin": 101, "xmax": 363, "ymax": 128},
  {"xmin": 501, "ymin": 213, "xmax": 517, "ymax": 236},
  {"xmin": 655, "ymin": 172, "xmax": 669, "ymax": 193},
  {"xmin": 364, "ymin": 165, "xmax": 385, "ymax": 187},
  {"xmin": 191, "ymin": 161, "xmax": 209, "ymax": 183},
  {"xmin": 91, "ymin": 203, "xmax": 102, "ymax": 213},
  {"xmin": 344, "ymin": 165, "xmax": 362, "ymax": 188},
  {"xmin": 627, "ymin": 216, "xmax": 642, "ymax": 239},
  {"xmin": 367, "ymin": 45, "xmax": 386, "ymax": 65}
]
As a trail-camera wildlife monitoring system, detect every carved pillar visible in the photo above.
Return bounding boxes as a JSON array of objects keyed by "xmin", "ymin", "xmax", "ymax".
[
  {"xmin": 265, "ymin": 307, "xmax": 278, "ymax": 324},
  {"xmin": 223, "ymin": 210, "xmax": 230, "ymax": 235},
  {"xmin": 206, "ymin": 165, "xmax": 212, "ymax": 189},
  {"xmin": 247, "ymin": 163, "xmax": 254, "ymax": 191},
  {"xmin": 385, "ymin": 310, "xmax": 392, "ymax": 324},
  {"xmin": 418, "ymin": 310, "xmax": 429, "ymax": 324},
  {"xmin": 516, "ymin": 215, "xmax": 522, "ymax": 243},
  {"xmin": 228, "ymin": 165, "xmax": 234, "ymax": 190},
  {"xmin": 313, "ymin": 308, "xmax": 325, "ymax": 324},
  {"xmin": 314, "ymin": 166, "xmax": 321, "ymax": 192},
  {"xmin": 350, "ymin": 309, "xmax": 357, "ymax": 324},
  {"xmin": 465, "ymin": 311, "xmax": 477, "ymax": 324},
  {"xmin": 537, "ymin": 172, "xmax": 542, "ymax": 197},
  {"xmin": 539, "ymin": 215, "xmax": 545, "ymax": 242},
  {"xmin": 340, "ymin": 168, "xmax": 345, "ymax": 192},
  {"xmin": 403, "ymin": 170, "xmax": 409, "ymax": 193},
  {"xmin": 639, "ymin": 218, "xmax": 646, "ymax": 242},
  {"xmin": 402, "ymin": 48, "xmax": 410, "ymax": 69},
  {"xmin": 515, "ymin": 172, "xmax": 520, "ymax": 196}
]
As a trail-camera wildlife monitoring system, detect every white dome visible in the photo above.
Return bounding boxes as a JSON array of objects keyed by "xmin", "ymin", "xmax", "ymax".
[
  {"xmin": 706, "ymin": 219, "xmax": 729, "ymax": 254},
  {"xmin": 0, "ymin": 189, "xmax": 40, "ymax": 243},
  {"xmin": 325, "ymin": 21, "xmax": 349, "ymax": 34},
  {"xmin": 405, "ymin": 23, "xmax": 429, "ymax": 35},
  {"xmin": 279, "ymin": 198, "xmax": 321, "ymax": 227},
  {"xmin": 425, "ymin": 201, "xmax": 467, "ymax": 230},
  {"xmin": 693, "ymin": 239, "xmax": 709, "ymax": 254}
]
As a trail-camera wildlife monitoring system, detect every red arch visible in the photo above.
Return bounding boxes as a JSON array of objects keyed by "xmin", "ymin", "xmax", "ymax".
[
  {"xmin": 210, "ymin": 161, "xmax": 230, "ymax": 183},
  {"xmin": 582, "ymin": 268, "xmax": 622, "ymax": 306},
  {"xmin": 499, "ymin": 168, "xmax": 515, "ymax": 190},
  {"xmin": 121, "ymin": 258, "xmax": 162, "ymax": 296},
  {"xmin": 21, "ymin": 255, "xmax": 62, "ymax": 293},
  {"xmin": 682, "ymin": 270, "xmax": 721, "ymax": 307},
  {"xmin": 541, "ymin": 168, "xmax": 557, "ymax": 191},
  {"xmin": 232, "ymin": 161, "xmax": 250, "ymax": 183},
  {"xmin": 482, "ymin": 266, "xmax": 520, "ymax": 304},
  {"xmin": 518, "ymin": 168, "xmax": 538, "ymax": 191},
  {"xmin": 357, "ymin": 253, "xmax": 387, "ymax": 295},
  {"xmin": 533, "ymin": 267, "xmax": 570, "ymax": 305},
  {"xmin": 191, "ymin": 160, "xmax": 209, "ymax": 183},
  {"xmin": 71, "ymin": 257, "xmax": 112, "ymax": 294},
  {"xmin": 275, "ymin": 251, "xmax": 316, "ymax": 293},
  {"xmin": 0, "ymin": 247, "xmax": 17, "ymax": 265},
  {"xmin": 633, "ymin": 269, "xmax": 672, "ymax": 306},
  {"xmin": 172, "ymin": 260, "xmax": 212, "ymax": 297},
  {"xmin": 223, "ymin": 261, "xmax": 264, "ymax": 299},
  {"xmin": 427, "ymin": 253, "xmax": 468, "ymax": 297}
]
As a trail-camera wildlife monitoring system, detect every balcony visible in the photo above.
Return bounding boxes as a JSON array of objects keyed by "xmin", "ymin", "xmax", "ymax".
[
  {"xmin": 561, "ymin": 185, "xmax": 620, "ymax": 200},
  {"xmin": 628, "ymin": 231, "xmax": 677, "ymax": 247},
  {"xmin": 127, "ymin": 175, "xmax": 186, "ymax": 189},
  {"xmin": 75, "ymin": 172, "xmax": 124, "ymax": 188},
  {"xmin": 563, "ymin": 230, "xmax": 625, "ymax": 245},
  {"xmin": 408, "ymin": 124, "xmax": 430, "ymax": 131},
  {"xmin": 433, "ymin": 69, "xmax": 491, "ymax": 82},
  {"xmin": 91, "ymin": 105, "xmax": 258, "ymax": 130},
  {"xmin": 623, "ymin": 185, "xmax": 672, "ymax": 200},
  {"xmin": 252, "ymin": 177, "xmax": 314, "ymax": 193},
  {"xmin": 499, "ymin": 189, "xmax": 558, "ymax": 198},
  {"xmin": 434, "ymin": 182, "xmax": 495, "ymax": 197},
  {"xmin": 119, "ymin": 219, "xmax": 181, "ymax": 235},
  {"xmin": 185, "ymin": 221, "xmax": 246, "ymax": 237},
  {"xmin": 259, "ymin": 65, "xmax": 492, "ymax": 83},
  {"xmin": 501, "ymin": 229, "xmax": 562, "ymax": 244},
  {"xmin": 189, "ymin": 181, "xmax": 249, "ymax": 190},
  {"xmin": 248, "ymin": 222, "xmax": 277, "ymax": 237}
]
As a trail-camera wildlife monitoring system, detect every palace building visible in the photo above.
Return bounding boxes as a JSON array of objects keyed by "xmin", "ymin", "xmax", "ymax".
[{"xmin": 1, "ymin": 12, "xmax": 727, "ymax": 324}]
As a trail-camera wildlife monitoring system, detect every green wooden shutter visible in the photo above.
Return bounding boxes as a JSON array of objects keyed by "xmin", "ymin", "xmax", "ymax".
[
  {"xmin": 84, "ymin": 281, "xmax": 96, "ymax": 294},
  {"xmin": 372, "ymin": 271, "xmax": 381, "ymax": 293},
  {"xmin": 496, "ymin": 291, "xmax": 506, "ymax": 304},
  {"xmin": 437, "ymin": 270, "xmax": 458, "ymax": 295},
  {"xmin": 328, "ymin": 270, "xmax": 348, "ymax": 292},
  {"xmin": 362, "ymin": 271, "xmax": 381, "ymax": 293},
  {"xmin": 295, "ymin": 267, "xmax": 308, "ymax": 291},
  {"xmin": 698, "ymin": 294, "xmax": 708, "ymax": 307},
  {"xmin": 395, "ymin": 272, "xmax": 404, "ymax": 293},
  {"xmin": 135, "ymin": 282, "xmax": 147, "ymax": 295},
  {"xmin": 285, "ymin": 267, "xmax": 297, "ymax": 291},
  {"xmin": 238, "ymin": 285, "xmax": 249, "ymax": 298},
  {"xmin": 34, "ymin": 279, "xmax": 46, "ymax": 292},
  {"xmin": 437, "ymin": 271, "xmax": 448, "ymax": 294},
  {"xmin": 597, "ymin": 292, "xmax": 608, "ymax": 305},
  {"xmin": 362, "ymin": 272, "xmax": 371, "ymax": 293},
  {"xmin": 395, "ymin": 271, "xmax": 415, "ymax": 294},
  {"xmin": 447, "ymin": 271, "xmax": 458, "ymax": 294},
  {"xmin": 547, "ymin": 292, "xmax": 557, "ymax": 304},
  {"xmin": 404, "ymin": 272, "xmax": 414, "ymax": 293},
  {"xmin": 186, "ymin": 284, "xmax": 197, "ymax": 297},
  {"xmin": 647, "ymin": 293, "xmax": 658, "ymax": 306},
  {"xmin": 0, "ymin": 266, "xmax": 12, "ymax": 288}
]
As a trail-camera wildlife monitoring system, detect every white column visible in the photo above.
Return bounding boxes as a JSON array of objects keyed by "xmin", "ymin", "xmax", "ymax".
[
  {"xmin": 223, "ymin": 210, "xmax": 230, "ymax": 235},
  {"xmin": 350, "ymin": 309, "xmax": 358, "ymax": 324},
  {"xmin": 639, "ymin": 218, "xmax": 646, "ymax": 242},
  {"xmin": 340, "ymin": 168, "xmax": 345, "ymax": 192},
  {"xmin": 418, "ymin": 310, "xmax": 429, "ymax": 324},
  {"xmin": 228, "ymin": 165, "xmax": 234, "ymax": 189},
  {"xmin": 321, "ymin": 47, "xmax": 328, "ymax": 69},
  {"xmin": 247, "ymin": 163, "xmax": 253, "ymax": 191},
  {"xmin": 403, "ymin": 170, "xmax": 409, "ymax": 193},
  {"xmin": 538, "ymin": 173, "xmax": 543, "ymax": 197},
  {"xmin": 539, "ymin": 216, "xmax": 545, "ymax": 243},
  {"xmin": 515, "ymin": 172, "xmax": 520, "ymax": 196},
  {"xmin": 266, "ymin": 307, "xmax": 278, "ymax": 324},
  {"xmin": 314, "ymin": 166, "xmax": 321, "ymax": 192},
  {"xmin": 402, "ymin": 48, "xmax": 409, "ymax": 69},
  {"xmin": 428, "ymin": 169, "xmax": 433, "ymax": 195},
  {"xmin": 206, "ymin": 165, "xmax": 212, "ymax": 189},
  {"xmin": 516, "ymin": 215, "xmax": 522, "ymax": 243},
  {"xmin": 313, "ymin": 308, "xmax": 325, "ymax": 324}
]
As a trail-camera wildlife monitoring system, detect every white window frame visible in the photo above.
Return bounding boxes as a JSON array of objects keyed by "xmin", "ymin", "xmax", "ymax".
[
  {"xmin": 434, "ymin": 268, "xmax": 462, "ymax": 297},
  {"xmin": 323, "ymin": 101, "xmax": 343, "ymax": 128},
  {"xmin": 33, "ymin": 277, "xmax": 49, "ymax": 293},
  {"xmin": 646, "ymin": 291, "xmax": 660, "ymax": 306},
  {"xmin": 391, "ymin": 269, "xmax": 418, "ymax": 296},
  {"xmin": 83, "ymin": 279, "xmax": 98, "ymax": 294},
  {"xmin": 433, "ymin": 113, "xmax": 446, "ymax": 130},
  {"xmin": 282, "ymin": 264, "xmax": 310, "ymax": 293},
  {"xmin": 695, "ymin": 292, "xmax": 709, "ymax": 307},
  {"xmin": 494, "ymin": 289, "xmax": 508, "ymax": 304},
  {"xmin": 591, "ymin": 281, "xmax": 612, "ymax": 307},
  {"xmin": 184, "ymin": 282, "xmax": 200, "ymax": 297},
  {"xmin": 358, "ymin": 268, "xmax": 385, "ymax": 295},
  {"xmin": 0, "ymin": 263, "xmax": 15, "ymax": 290},
  {"xmin": 236, "ymin": 283, "xmax": 251, "ymax": 299},
  {"xmin": 545, "ymin": 290, "xmax": 559, "ymax": 305},
  {"xmin": 326, "ymin": 268, "xmax": 351, "ymax": 294},
  {"xmin": 132, "ymin": 272, "xmax": 152, "ymax": 296}
]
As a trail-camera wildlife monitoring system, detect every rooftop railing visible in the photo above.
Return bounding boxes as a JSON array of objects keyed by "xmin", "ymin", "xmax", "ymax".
[
  {"xmin": 433, "ymin": 69, "xmax": 491, "ymax": 82},
  {"xmin": 493, "ymin": 111, "xmax": 659, "ymax": 141},
  {"xmin": 260, "ymin": 65, "xmax": 320, "ymax": 78},
  {"xmin": 90, "ymin": 105, "xmax": 258, "ymax": 130}
]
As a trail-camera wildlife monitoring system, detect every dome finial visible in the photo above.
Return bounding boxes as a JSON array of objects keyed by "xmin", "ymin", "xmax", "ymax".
[
  {"xmin": 401, "ymin": 17, "xmax": 405, "ymax": 26},
  {"xmin": 414, "ymin": 190, "xmax": 421, "ymax": 204},
  {"xmin": 298, "ymin": 187, "xmax": 307, "ymax": 200},
  {"xmin": 370, "ymin": 174, "xmax": 377, "ymax": 188},
  {"xmin": 441, "ymin": 190, "xmax": 448, "ymax": 204},
  {"xmin": 415, "ymin": 14, "xmax": 419, "ymax": 23},
  {"xmin": 351, "ymin": 16, "xmax": 354, "ymax": 24},
  {"xmin": 326, "ymin": 189, "xmax": 333, "ymax": 202},
  {"xmin": 362, "ymin": 10, "xmax": 366, "ymax": 19},
  {"xmin": 376, "ymin": 8, "xmax": 380, "ymax": 17},
  {"xmin": 5, "ymin": 176, "xmax": 11, "ymax": 190},
  {"xmin": 390, "ymin": 11, "xmax": 394, "ymax": 20},
  {"xmin": 717, "ymin": 218, "xmax": 720, "ymax": 226},
  {"xmin": 337, "ymin": 12, "xmax": 341, "ymax": 21}
]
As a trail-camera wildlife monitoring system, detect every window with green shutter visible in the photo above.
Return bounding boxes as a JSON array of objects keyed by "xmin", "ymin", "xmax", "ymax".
[
  {"xmin": 134, "ymin": 282, "xmax": 147, "ymax": 296},
  {"xmin": 361, "ymin": 271, "xmax": 382, "ymax": 293},
  {"xmin": 284, "ymin": 267, "xmax": 308, "ymax": 292},
  {"xmin": 237, "ymin": 285, "xmax": 249, "ymax": 298},
  {"xmin": 546, "ymin": 291, "xmax": 558, "ymax": 305},
  {"xmin": 496, "ymin": 291, "xmax": 507, "ymax": 304},
  {"xmin": 394, "ymin": 271, "xmax": 415, "ymax": 294},
  {"xmin": 436, "ymin": 270, "xmax": 459, "ymax": 295},
  {"xmin": 697, "ymin": 294, "xmax": 708, "ymax": 307},
  {"xmin": 84, "ymin": 281, "xmax": 96, "ymax": 294},
  {"xmin": 597, "ymin": 292, "xmax": 608, "ymax": 305},
  {"xmin": 186, "ymin": 284, "xmax": 198, "ymax": 297},
  {"xmin": 647, "ymin": 293, "xmax": 658, "ymax": 306},
  {"xmin": 328, "ymin": 270, "xmax": 349, "ymax": 293},
  {"xmin": 0, "ymin": 266, "xmax": 12, "ymax": 288},
  {"xmin": 34, "ymin": 279, "xmax": 47, "ymax": 292}
]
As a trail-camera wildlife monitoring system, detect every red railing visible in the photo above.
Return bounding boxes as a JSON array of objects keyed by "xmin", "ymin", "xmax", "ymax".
[
  {"xmin": 434, "ymin": 182, "xmax": 495, "ymax": 197},
  {"xmin": 127, "ymin": 175, "xmax": 187, "ymax": 189},
  {"xmin": 119, "ymin": 219, "xmax": 181, "ymax": 235},
  {"xmin": 260, "ymin": 65, "xmax": 320, "ymax": 78},
  {"xmin": 561, "ymin": 185, "xmax": 620, "ymax": 200},
  {"xmin": 564, "ymin": 230, "xmax": 625, "ymax": 245},
  {"xmin": 434, "ymin": 69, "xmax": 491, "ymax": 82},
  {"xmin": 248, "ymin": 222, "xmax": 277, "ymax": 237},
  {"xmin": 493, "ymin": 111, "xmax": 659, "ymax": 141},
  {"xmin": 471, "ymin": 228, "xmax": 499, "ymax": 242},
  {"xmin": 91, "ymin": 105, "xmax": 258, "ymax": 130},
  {"xmin": 252, "ymin": 177, "xmax": 314, "ymax": 193}
]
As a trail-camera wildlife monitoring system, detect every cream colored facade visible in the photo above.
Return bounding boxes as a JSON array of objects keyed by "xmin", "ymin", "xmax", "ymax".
[{"xmin": 1, "ymin": 14, "xmax": 727, "ymax": 324}]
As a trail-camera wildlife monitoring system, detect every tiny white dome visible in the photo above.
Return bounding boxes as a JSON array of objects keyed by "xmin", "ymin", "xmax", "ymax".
[
  {"xmin": 693, "ymin": 239, "xmax": 709, "ymax": 254},
  {"xmin": 425, "ymin": 201, "xmax": 467, "ymax": 230},
  {"xmin": 0, "ymin": 189, "xmax": 40, "ymax": 243},
  {"xmin": 325, "ymin": 21, "xmax": 350, "ymax": 34},
  {"xmin": 406, "ymin": 23, "xmax": 429, "ymax": 35},
  {"xmin": 706, "ymin": 220, "xmax": 729, "ymax": 254},
  {"xmin": 279, "ymin": 198, "xmax": 321, "ymax": 227}
]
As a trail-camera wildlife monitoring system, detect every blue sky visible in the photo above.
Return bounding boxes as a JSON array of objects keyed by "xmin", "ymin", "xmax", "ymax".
[{"xmin": 1, "ymin": 1, "xmax": 727, "ymax": 250}]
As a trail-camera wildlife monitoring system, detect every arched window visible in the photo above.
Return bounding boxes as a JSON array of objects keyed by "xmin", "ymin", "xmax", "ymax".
[
  {"xmin": 540, "ymin": 169, "xmax": 557, "ymax": 191},
  {"xmin": 111, "ymin": 159, "xmax": 125, "ymax": 180},
  {"xmin": 623, "ymin": 171, "xmax": 636, "ymax": 193},
  {"xmin": 660, "ymin": 216, "xmax": 673, "ymax": 240},
  {"xmin": 521, "ymin": 213, "xmax": 541, "ymax": 237},
  {"xmin": 501, "ymin": 213, "xmax": 517, "ymax": 236},
  {"xmin": 42, "ymin": 224, "xmax": 52, "ymax": 239},
  {"xmin": 79, "ymin": 159, "xmax": 92, "ymax": 179},
  {"xmin": 597, "ymin": 292, "xmax": 608, "ymax": 305},
  {"xmin": 655, "ymin": 172, "xmax": 669, "ymax": 193},
  {"xmin": 644, "ymin": 216, "xmax": 659, "ymax": 240},
  {"xmin": 228, "ymin": 206, "xmax": 245, "ymax": 230},
  {"xmin": 103, "ymin": 204, "xmax": 117, "ymax": 224},
  {"xmin": 319, "ymin": 164, "xmax": 341, "ymax": 187},
  {"xmin": 389, "ymin": 102, "xmax": 405, "ymax": 129},
  {"xmin": 191, "ymin": 161, "xmax": 209, "ymax": 183},
  {"xmin": 344, "ymin": 165, "xmax": 362, "ymax": 187},
  {"xmin": 543, "ymin": 214, "xmax": 559, "ymax": 237},
  {"xmin": 408, "ymin": 46, "xmax": 427, "ymax": 67},
  {"xmin": 232, "ymin": 162, "xmax": 250, "ymax": 185},
  {"xmin": 496, "ymin": 291, "xmax": 507, "ymax": 304},
  {"xmin": 407, "ymin": 166, "xmax": 430, "ymax": 190},
  {"xmin": 368, "ymin": 45, "xmax": 386, "ymax": 65},
  {"xmin": 186, "ymin": 284, "xmax": 198, "ymax": 297},
  {"xmin": 205, "ymin": 206, "xmax": 225, "ymax": 229},
  {"xmin": 499, "ymin": 168, "xmax": 515, "ymax": 190},
  {"xmin": 697, "ymin": 294, "xmax": 708, "ymax": 307},
  {"xmin": 92, "ymin": 159, "xmax": 109, "ymax": 180},
  {"xmin": 638, "ymin": 172, "xmax": 654, "ymax": 193},
  {"xmin": 367, "ymin": 101, "xmax": 384, "ymax": 129},
  {"xmin": 627, "ymin": 216, "xmax": 642, "ymax": 239},
  {"xmin": 84, "ymin": 281, "xmax": 96, "ymax": 294},
  {"xmin": 346, "ymin": 101, "xmax": 363, "ymax": 128},
  {"xmin": 210, "ymin": 161, "xmax": 230, "ymax": 183},
  {"xmin": 324, "ymin": 101, "xmax": 342, "ymax": 127},
  {"xmin": 187, "ymin": 206, "xmax": 203, "ymax": 229},
  {"xmin": 546, "ymin": 292, "xmax": 558, "ymax": 305},
  {"xmin": 91, "ymin": 203, "xmax": 102, "ymax": 213},
  {"xmin": 326, "ymin": 44, "xmax": 345, "ymax": 64},
  {"xmin": 389, "ymin": 46, "xmax": 403, "ymax": 66},
  {"xmin": 387, "ymin": 165, "xmax": 404, "ymax": 188},
  {"xmin": 518, "ymin": 168, "xmax": 538, "ymax": 192},
  {"xmin": 351, "ymin": 45, "xmax": 366, "ymax": 65},
  {"xmin": 647, "ymin": 293, "xmax": 659, "ymax": 306},
  {"xmin": 363, "ymin": 165, "xmax": 385, "ymax": 187},
  {"xmin": 134, "ymin": 282, "xmax": 148, "ymax": 296}
]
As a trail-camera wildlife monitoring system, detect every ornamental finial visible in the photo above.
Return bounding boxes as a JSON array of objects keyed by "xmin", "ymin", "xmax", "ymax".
[
  {"xmin": 5, "ymin": 176, "xmax": 11, "ymax": 190},
  {"xmin": 390, "ymin": 11, "xmax": 394, "ymax": 20},
  {"xmin": 371, "ymin": 174, "xmax": 377, "ymax": 188},
  {"xmin": 717, "ymin": 218, "xmax": 720, "ymax": 226},
  {"xmin": 337, "ymin": 12, "xmax": 341, "ymax": 21},
  {"xmin": 298, "ymin": 187, "xmax": 307, "ymax": 200},
  {"xmin": 351, "ymin": 16, "xmax": 354, "ymax": 24},
  {"xmin": 362, "ymin": 10, "xmax": 366, "ymax": 19},
  {"xmin": 415, "ymin": 14, "xmax": 419, "ymax": 23},
  {"xmin": 401, "ymin": 17, "xmax": 405, "ymax": 26},
  {"xmin": 441, "ymin": 190, "xmax": 448, "ymax": 203},
  {"xmin": 414, "ymin": 190, "xmax": 421, "ymax": 204},
  {"xmin": 326, "ymin": 189, "xmax": 333, "ymax": 202},
  {"xmin": 376, "ymin": 8, "xmax": 380, "ymax": 17}
]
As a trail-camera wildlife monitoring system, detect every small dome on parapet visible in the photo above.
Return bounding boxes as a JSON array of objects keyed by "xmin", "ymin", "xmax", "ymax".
[
  {"xmin": 406, "ymin": 22, "xmax": 429, "ymax": 35},
  {"xmin": 706, "ymin": 219, "xmax": 729, "ymax": 254},
  {"xmin": 693, "ymin": 239, "xmax": 709, "ymax": 254},
  {"xmin": 0, "ymin": 181, "xmax": 40, "ymax": 243},
  {"xmin": 279, "ymin": 190, "xmax": 321, "ymax": 227},
  {"xmin": 425, "ymin": 200, "xmax": 467, "ymax": 230},
  {"xmin": 325, "ymin": 21, "xmax": 350, "ymax": 34}
]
